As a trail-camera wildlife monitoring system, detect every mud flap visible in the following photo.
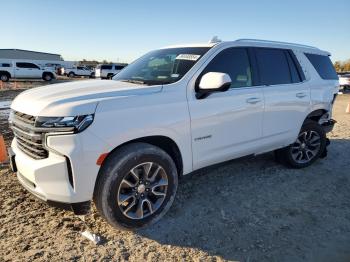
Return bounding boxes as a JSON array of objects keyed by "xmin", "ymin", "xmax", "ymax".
[{"xmin": 320, "ymin": 138, "xmax": 330, "ymax": 159}]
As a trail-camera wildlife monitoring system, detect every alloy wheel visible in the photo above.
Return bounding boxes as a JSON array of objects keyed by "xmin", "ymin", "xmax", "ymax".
[
  {"xmin": 117, "ymin": 162, "xmax": 168, "ymax": 220},
  {"xmin": 291, "ymin": 130, "xmax": 321, "ymax": 164}
]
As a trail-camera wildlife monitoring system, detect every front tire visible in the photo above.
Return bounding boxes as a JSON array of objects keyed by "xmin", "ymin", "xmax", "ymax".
[
  {"xmin": 0, "ymin": 73, "xmax": 10, "ymax": 82},
  {"xmin": 94, "ymin": 143, "xmax": 178, "ymax": 230},
  {"xmin": 275, "ymin": 120, "xmax": 326, "ymax": 168},
  {"xmin": 68, "ymin": 72, "xmax": 75, "ymax": 78}
]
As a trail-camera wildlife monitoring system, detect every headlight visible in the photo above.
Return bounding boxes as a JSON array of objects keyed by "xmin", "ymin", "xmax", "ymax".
[{"xmin": 35, "ymin": 114, "xmax": 94, "ymax": 133}]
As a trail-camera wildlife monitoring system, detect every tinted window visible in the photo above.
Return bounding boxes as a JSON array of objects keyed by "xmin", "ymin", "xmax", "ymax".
[
  {"xmin": 201, "ymin": 48, "xmax": 252, "ymax": 88},
  {"xmin": 1, "ymin": 63, "xmax": 11, "ymax": 67},
  {"xmin": 115, "ymin": 65, "xmax": 125, "ymax": 70},
  {"xmin": 16, "ymin": 62, "xmax": 39, "ymax": 69},
  {"xmin": 255, "ymin": 48, "xmax": 292, "ymax": 85},
  {"xmin": 285, "ymin": 51, "xmax": 302, "ymax": 83},
  {"xmin": 305, "ymin": 53, "xmax": 338, "ymax": 80},
  {"xmin": 101, "ymin": 65, "xmax": 112, "ymax": 70},
  {"xmin": 77, "ymin": 66, "xmax": 84, "ymax": 70}
]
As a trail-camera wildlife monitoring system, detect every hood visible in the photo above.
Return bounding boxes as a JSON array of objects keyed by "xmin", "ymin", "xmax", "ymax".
[{"xmin": 11, "ymin": 80, "xmax": 162, "ymax": 117}]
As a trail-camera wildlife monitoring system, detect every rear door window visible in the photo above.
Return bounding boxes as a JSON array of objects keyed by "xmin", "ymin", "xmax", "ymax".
[
  {"xmin": 305, "ymin": 53, "xmax": 338, "ymax": 80},
  {"xmin": 16, "ymin": 62, "xmax": 39, "ymax": 69},
  {"xmin": 200, "ymin": 47, "xmax": 253, "ymax": 88},
  {"xmin": 255, "ymin": 48, "xmax": 292, "ymax": 85},
  {"xmin": 115, "ymin": 65, "xmax": 125, "ymax": 70},
  {"xmin": 101, "ymin": 65, "xmax": 112, "ymax": 70}
]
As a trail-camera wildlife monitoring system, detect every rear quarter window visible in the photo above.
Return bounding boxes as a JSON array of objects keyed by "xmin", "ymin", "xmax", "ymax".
[{"xmin": 305, "ymin": 53, "xmax": 338, "ymax": 80}]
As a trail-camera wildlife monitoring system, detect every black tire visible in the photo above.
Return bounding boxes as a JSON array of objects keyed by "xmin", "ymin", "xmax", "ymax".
[
  {"xmin": 275, "ymin": 120, "xmax": 326, "ymax": 168},
  {"xmin": 43, "ymin": 73, "xmax": 53, "ymax": 81},
  {"xmin": 93, "ymin": 142, "xmax": 178, "ymax": 230},
  {"xmin": 0, "ymin": 73, "xmax": 10, "ymax": 82},
  {"xmin": 107, "ymin": 74, "xmax": 113, "ymax": 79},
  {"xmin": 68, "ymin": 72, "xmax": 75, "ymax": 78}
]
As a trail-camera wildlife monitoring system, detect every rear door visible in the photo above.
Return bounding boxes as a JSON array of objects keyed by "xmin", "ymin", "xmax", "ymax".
[
  {"xmin": 76, "ymin": 66, "xmax": 84, "ymax": 75},
  {"xmin": 101, "ymin": 65, "xmax": 112, "ymax": 78},
  {"xmin": 188, "ymin": 47, "xmax": 264, "ymax": 170},
  {"xmin": 254, "ymin": 48, "xmax": 310, "ymax": 148},
  {"xmin": 15, "ymin": 62, "xmax": 33, "ymax": 78},
  {"xmin": 115, "ymin": 65, "xmax": 125, "ymax": 75}
]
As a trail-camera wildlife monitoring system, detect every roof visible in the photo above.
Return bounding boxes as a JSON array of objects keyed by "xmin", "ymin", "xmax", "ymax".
[
  {"xmin": 0, "ymin": 49, "xmax": 62, "ymax": 57},
  {"xmin": 160, "ymin": 39, "xmax": 330, "ymax": 55},
  {"xmin": 161, "ymin": 43, "xmax": 217, "ymax": 49}
]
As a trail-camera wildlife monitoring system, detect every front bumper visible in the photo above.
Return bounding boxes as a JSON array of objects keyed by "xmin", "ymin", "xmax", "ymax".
[
  {"xmin": 9, "ymin": 128, "xmax": 109, "ymax": 205},
  {"xmin": 9, "ymin": 146, "xmax": 91, "ymax": 215}
]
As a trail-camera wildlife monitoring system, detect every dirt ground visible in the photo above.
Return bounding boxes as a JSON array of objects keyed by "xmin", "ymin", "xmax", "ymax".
[{"xmin": 0, "ymin": 85, "xmax": 350, "ymax": 262}]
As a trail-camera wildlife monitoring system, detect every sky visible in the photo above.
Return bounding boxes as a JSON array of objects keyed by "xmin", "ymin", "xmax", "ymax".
[{"xmin": 2, "ymin": 0, "xmax": 350, "ymax": 63}]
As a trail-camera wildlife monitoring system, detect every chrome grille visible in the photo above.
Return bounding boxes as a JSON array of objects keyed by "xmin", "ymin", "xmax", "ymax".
[{"xmin": 10, "ymin": 111, "xmax": 48, "ymax": 160}]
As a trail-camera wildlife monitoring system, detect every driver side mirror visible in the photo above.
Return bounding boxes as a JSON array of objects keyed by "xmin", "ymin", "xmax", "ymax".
[{"xmin": 196, "ymin": 72, "xmax": 231, "ymax": 99}]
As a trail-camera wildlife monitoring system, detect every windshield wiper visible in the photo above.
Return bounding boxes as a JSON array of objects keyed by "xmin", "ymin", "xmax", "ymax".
[{"xmin": 120, "ymin": 79, "xmax": 147, "ymax": 85}]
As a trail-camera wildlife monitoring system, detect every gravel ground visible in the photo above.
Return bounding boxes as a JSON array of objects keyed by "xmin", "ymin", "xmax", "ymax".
[{"xmin": 0, "ymin": 86, "xmax": 350, "ymax": 262}]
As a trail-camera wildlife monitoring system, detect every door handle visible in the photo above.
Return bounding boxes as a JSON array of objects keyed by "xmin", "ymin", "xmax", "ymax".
[
  {"xmin": 246, "ymin": 97, "xmax": 261, "ymax": 104},
  {"xmin": 296, "ymin": 92, "xmax": 307, "ymax": 98}
]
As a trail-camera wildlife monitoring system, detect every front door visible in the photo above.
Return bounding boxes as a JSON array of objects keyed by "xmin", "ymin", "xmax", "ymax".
[{"xmin": 188, "ymin": 47, "xmax": 264, "ymax": 170}]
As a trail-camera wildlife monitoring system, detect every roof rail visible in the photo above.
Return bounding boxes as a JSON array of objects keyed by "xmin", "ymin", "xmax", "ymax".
[{"xmin": 235, "ymin": 39, "xmax": 319, "ymax": 50}]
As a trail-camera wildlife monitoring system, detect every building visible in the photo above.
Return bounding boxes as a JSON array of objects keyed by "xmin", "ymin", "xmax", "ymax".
[{"xmin": 0, "ymin": 49, "xmax": 63, "ymax": 61}]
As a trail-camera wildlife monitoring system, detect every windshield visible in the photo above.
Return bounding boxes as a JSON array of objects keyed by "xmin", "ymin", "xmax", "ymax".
[{"xmin": 113, "ymin": 47, "xmax": 211, "ymax": 85}]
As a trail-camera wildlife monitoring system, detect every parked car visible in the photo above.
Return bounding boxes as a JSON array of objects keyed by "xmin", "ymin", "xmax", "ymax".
[
  {"xmin": 8, "ymin": 39, "xmax": 338, "ymax": 230},
  {"xmin": 0, "ymin": 61, "xmax": 56, "ymax": 82},
  {"xmin": 66, "ymin": 66, "xmax": 94, "ymax": 78},
  {"xmin": 95, "ymin": 63, "xmax": 126, "ymax": 79},
  {"xmin": 338, "ymin": 73, "xmax": 350, "ymax": 90}
]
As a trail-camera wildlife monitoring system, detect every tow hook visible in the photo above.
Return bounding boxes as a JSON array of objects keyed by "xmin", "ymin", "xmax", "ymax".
[{"xmin": 320, "ymin": 138, "xmax": 330, "ymax": 158}]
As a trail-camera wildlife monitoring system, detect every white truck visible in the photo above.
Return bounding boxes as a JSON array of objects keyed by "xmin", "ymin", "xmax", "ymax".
[
  {"xmin": 8, "ymin": 39, "xmax": 338, "ymax": 230},
  {"xmin": 94, "ymin": 63, "xmax": 127, "ymax": 79},
  {"xmin": 0, "ymin": 61, "xmax": 56, "ymax": 82},
  {"xmin": 66, "ymin": 66, "xmax": 94, "ymax": 78},
  {"xmin": 338, "ymin": 73, "xmax": 350, "ymax": 90}
]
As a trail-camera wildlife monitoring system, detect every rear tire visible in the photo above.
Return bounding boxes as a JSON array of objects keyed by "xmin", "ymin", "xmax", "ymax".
[
  {"xmin": 94, "ymin": 143, "xmax": 178, "ymax": 230},
  {"xmin": 275, "ymin": 120, "xmax": 326, "ymax": 168},
  {"xmin": 43, "ymin": 73, "xmax": 53, "ymax": 81},
  {"xmin": 68, "ymin": 72, "xmax": 75, "ymax": 78}
]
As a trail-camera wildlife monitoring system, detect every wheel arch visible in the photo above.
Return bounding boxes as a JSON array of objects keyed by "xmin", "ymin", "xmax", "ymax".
[
  {"xmin": 0, "ymin": 70, "xmax": 11, "ymax": 78},
  {"xmin": 42, "ymin": 71, "xmax": 54, "ymax": 77},
  {"xmin": 100, "ymin": 135, "xmax": 183, "ymax": 177},
  {"xmin": 304, "ymin": 109, "xmax": 328, "ymax": 123}
]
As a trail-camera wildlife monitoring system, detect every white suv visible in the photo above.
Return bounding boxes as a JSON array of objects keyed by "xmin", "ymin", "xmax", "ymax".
[
  {"xmin": 66, "ymin": 66, "xmax": 94, "ymax": 78},
  {"xmin": 8, "ymin": 39, "xmax": 338, "ymax": 229},
  {"xmin": 95, "ymin": 63, "xmax": 127, "ymax": 79}
]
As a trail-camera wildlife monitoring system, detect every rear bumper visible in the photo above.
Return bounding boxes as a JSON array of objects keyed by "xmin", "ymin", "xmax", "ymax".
[{"xmin": 322, "ymin": 119, "xmax": 336, "ymax": 133}]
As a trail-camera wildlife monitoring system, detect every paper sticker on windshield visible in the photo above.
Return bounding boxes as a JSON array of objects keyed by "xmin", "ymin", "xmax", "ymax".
[{"xmin": 176, "ymin": 54, "xmax": 201, "ymax": 61}]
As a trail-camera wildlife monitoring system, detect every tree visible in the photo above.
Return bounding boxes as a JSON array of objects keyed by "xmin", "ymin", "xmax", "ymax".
[{"xmin": 334, "ymin": 59, "xmax": 350, "ymax": 72}]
